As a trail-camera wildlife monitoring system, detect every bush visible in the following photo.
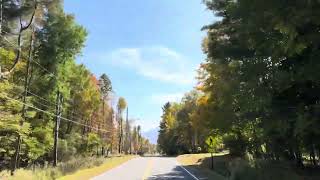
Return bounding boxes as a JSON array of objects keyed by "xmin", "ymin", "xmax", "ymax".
[
  {"xmin": 223, "ymin": 133, "xmax": 247, "ymax": 157},
  {"xmin": 229, "ymin": 159, "xmax": 300, "ymax": 180},
  {"xmin": 57, "ymin": 156, "xmax": 105, "ymax": 175}
]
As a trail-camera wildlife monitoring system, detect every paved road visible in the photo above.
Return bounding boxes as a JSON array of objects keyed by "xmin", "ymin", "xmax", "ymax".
[{"xmin": 92, "ymin": 157, "xmax": 199, "ymax": 180}]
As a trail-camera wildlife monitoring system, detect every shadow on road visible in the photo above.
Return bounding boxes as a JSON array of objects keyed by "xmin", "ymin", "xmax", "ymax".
[
  {"xmin": 146, "ymin": 166, "xmax": 195, "ymax": 180},
  {"xmin": 141, "ymin": 155, "xmax": 177, "ymax": 158}
]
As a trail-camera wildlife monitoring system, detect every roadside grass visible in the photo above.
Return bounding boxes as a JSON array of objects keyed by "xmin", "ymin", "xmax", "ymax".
[
  {"xmin": 58, "ymin": 155, "xmax": 136, "ymax": 180},
  {"xmin": 177, "ymin": 153, "xmax": 320, "ymax": 180},
  {"xmin": 0, "ymin": 155, "xmax": 137, "ymax": 180},
  {"xmin": 177, "ymin": 152, "xmax": 228, "ymax": 180}
]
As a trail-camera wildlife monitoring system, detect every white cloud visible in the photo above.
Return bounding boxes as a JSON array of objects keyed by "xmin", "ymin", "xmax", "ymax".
[
  {"xmin": 150, "ymin": 92, "xmax": 184, "ymax": 105},
  {"xmin": 94, "ymin": 46, "xmax": 197, "ymax": 85}
]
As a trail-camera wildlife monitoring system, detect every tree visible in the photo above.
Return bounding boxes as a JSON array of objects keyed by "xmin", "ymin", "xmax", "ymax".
[
  {"xmin": 123, "ymin": 107, "xmax": 132, "ymax": 154},
  {"xmin": 197, "ymin": 0, "xmax": 320, "ymax": 166},
  {"xmin": 132, "ymin": 126, "xmax": 138, "ymax": 154},
  {"xmin": 99, "ymin": 73, "xmax": 112, "ymax": 98},
  {"xmin": 117, "ymin": 97, "xmax": 126, "ymax": 154},
  {"xmin": 98, "ymin": 73, "xmax": 113, "ymax": 155},
  {"xmin": 0, "ymin": 0, "xmax": 155, "ymax": 175}
]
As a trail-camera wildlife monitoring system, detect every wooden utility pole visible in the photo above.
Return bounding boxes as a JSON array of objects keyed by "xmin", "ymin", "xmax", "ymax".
[
  {"xmin": 118, "ymin": 111, "xmax": 121, "ymax": 154},
  {"xmin": 127, "ymin": 107, "xmax": 132, "ymax": 154},
  {"xmin": 11, "ymin": 29, "xmax": 35, "ymax": 175},
  {"xmin": 109, "ymin": 109, "xmax": 114, "ymax": 154},
  {"xmin": 101, "ymin": 98, "xmax": 105, "ymax": 155},
  {"xmin": 53, "ymin": 91, "xmax": 63, "ymax": 167}
]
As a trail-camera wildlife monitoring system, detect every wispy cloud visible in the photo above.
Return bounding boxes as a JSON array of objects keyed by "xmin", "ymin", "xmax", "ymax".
[
  {"xmin": 150, "ymin": 92, "xmax": 184, "ymax": 105},
  {"xmin": 93, "ymin": 46, "xmax": 197, "ymax": 85}
]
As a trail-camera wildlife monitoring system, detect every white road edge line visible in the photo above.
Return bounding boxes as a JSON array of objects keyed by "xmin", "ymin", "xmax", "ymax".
[{"xmin": 177, "ymin": 162, "xmax": 200, "ymax": 180}]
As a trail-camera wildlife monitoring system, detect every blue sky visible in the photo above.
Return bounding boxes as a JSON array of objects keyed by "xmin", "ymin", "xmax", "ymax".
[{"xmin": 64, "ymin": 0, "xmax": 215, "ymax": 132}]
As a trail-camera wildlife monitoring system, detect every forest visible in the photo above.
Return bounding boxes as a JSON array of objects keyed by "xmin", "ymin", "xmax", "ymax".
[
  {"xmin": 2, "ymin": 0, "xmax": 320, "ymax": 179},
  {"xmin": 0, "ymin": 0, "xmax": 155, "ymax": 176},
  {"xmin": 158, "ymin": 0, "xmax": 320, "ymax": 170}
]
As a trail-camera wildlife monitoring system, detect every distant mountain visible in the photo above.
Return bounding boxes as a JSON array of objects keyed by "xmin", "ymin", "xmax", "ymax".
[{"xmin": 142, "ymin": 127, "xmax": 159, "ymax": 144}]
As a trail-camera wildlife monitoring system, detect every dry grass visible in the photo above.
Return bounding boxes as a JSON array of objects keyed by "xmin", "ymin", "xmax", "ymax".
[
  {"xmin": 177, "ymin": 153, "xmax": 318, "ymax": 180},
  {"xmin": 0, "ymin": 155, "xmax": 137, "ymax": 180},
  {"xmin": 177, "ymin": 152, "xmax": 229, "ymax": 166},
  {"xmin": 177, "ymin": 152, "xmax": 228, "ymax": 180},
  {"xmin": 58, "ymin": 155, "xmax": 137, "ymax": 180}
]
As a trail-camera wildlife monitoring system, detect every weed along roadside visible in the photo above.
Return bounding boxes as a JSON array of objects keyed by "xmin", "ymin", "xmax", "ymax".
[
  {"xmin": 177, "ymin": 153, "xmax": 320, "ymax": 180},
  {"xmin": 58, "ymin": 155, "xmax": 137, "ymax": 180},
  {"xmin": 0, "ymin": 156, "xmax": 137, "ymax": 180}
]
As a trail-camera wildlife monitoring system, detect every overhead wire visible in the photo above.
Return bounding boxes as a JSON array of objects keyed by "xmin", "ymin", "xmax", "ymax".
[
  {"xmin": 1, "ymin": 31, "xmax": 111, "ymax": 132},
  {"xmin": 1, "ymin": 34, "xmax": 56, "ymax": 77},
  {"xmin": 2, "ymin": 93, "xmax": 110, "ymax": 133}
]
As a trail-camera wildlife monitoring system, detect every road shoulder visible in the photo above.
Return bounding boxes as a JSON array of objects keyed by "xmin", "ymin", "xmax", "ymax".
[{"xmin": 177, "ymin": 154, "xmax": 227, "ymax": 180}]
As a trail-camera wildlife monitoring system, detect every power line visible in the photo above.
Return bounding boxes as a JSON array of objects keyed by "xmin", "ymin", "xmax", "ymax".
[
  {"xmin": 2, "ymin": 94, "xmax": 110, "ymax": 133},
  {"xmin": 30, "ymin": 58, "xmax": 55, "ymax": 77},
  {"xmin": 26, "ymin": 90, "xmax": 57, "ymax": 106},
  {"xmin": 1, "ymin": 35, "xmax": 56, "ymax": 77},
  {"xmin": 9, "ymin": 90, "xmax": 83, "ymax": 120},
  {"xmin": 8, "ymin": 80, "xmax": 92, "ymax": 120},
  {"xmin": 1, "ymin": 34, "xmax": 111, "ymax": 130},
  {"xmin": 26, "ymin": 90, "xmax": 87, "ymax": 119},
  {"xmin": 30, "ymin": 97, "xmax": 85, "ymax": 121},
  {"xmin": 24, "ymin": 90, "xmax": 86, "ymax": 121}
]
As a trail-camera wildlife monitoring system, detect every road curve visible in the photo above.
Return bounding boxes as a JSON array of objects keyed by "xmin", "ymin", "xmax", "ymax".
[{"xmin": 92, "ymin": 156, "xmax": 199, "ymax": 180}]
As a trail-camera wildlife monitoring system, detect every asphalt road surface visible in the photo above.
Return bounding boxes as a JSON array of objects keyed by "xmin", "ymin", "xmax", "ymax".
[{"xmin": 92, "ymin": 157, "xmax": 200, "ymax": 180}]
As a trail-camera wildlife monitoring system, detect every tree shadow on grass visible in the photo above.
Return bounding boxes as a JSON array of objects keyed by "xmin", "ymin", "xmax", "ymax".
[
  {"xmin": 187, "ymin": 154, "xmax": 320, "ymax": 180},
  {"xmin": 197, "ymin": 154, "xmax": 233, "ymax": 177}
]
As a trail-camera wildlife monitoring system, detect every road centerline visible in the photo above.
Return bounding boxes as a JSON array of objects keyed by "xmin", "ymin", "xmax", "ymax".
[{"xmin": 142, "ymin": 158, "xmax": 154, "ymax": 180}]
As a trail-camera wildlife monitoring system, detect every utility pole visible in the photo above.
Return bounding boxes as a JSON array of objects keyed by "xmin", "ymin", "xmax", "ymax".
[
  {"xmin": 110, "ymin": 109, "xmax": 114, "ymax": 154},
  {"xmin": 101, "ymin": 98, "xmax": 105, "ymax": 156},
  {"xmin": 11, "ymin": 29, "xmax": 35, "ymax": 175},
  {"xmin": 53, "ymin": 91, "xmax": 63, "ymax": 167},
  {"xmin": 118, "ymin": 111, "xmax": 121, "ymax": 154},
  {"xmin": 127, "ymin": 107, "xmax": 132, "ymax": 154}
]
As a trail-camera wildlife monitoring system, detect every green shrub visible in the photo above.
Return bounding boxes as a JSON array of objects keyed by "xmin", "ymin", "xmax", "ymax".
[
  {"xmin": 223, "ymin": 134, "xmax": 247, "ymax": 157},
  {"xmin": 229, "ymin": 159, "xmax": 300, "ymax": 180},
  {"xmin": 213, "ymin": 160, "xmax": 230, "ymax": 177},
  {"xmin": 229, "ymin": 160, "xmax": 259, "ymax": 180}
]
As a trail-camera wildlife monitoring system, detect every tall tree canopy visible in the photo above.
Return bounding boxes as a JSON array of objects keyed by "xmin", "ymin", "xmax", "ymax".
[{"xmin": 158, "ymin": 0, "xmax": 320, "ymax": 168}]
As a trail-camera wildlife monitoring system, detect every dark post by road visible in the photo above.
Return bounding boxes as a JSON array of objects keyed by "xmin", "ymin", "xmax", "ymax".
[
  {"xmin": 53, "ymin": 91, "xmax": 63, "ymax": 167},
  {"xmin": 211, "ymin": 152, "xmax": 213, "ymax": 169},
  {"xmin": 210, "ymin": 137, "xmax": 213, "ymax": 169}
]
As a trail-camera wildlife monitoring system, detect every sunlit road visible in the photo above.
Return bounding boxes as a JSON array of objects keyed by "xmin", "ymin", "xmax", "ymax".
[{"xmin": 92, "ymin": 157, "xmax": 199, "ymax": 180}]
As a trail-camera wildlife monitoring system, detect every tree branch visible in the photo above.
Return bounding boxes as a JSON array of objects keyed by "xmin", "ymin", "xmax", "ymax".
[{"xmin": 7, "ymin": 1, "xmax": 38, "ymax": 73}]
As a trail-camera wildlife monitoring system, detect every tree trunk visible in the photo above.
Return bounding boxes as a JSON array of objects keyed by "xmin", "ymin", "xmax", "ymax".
[
  {"xmin": 295, "ymin": 150, "xmax": 304, "ymax": 168},
  {"xmin": 11, "ymin": 135, "xmax": 21, "ymax": 175},
  {"xmin": 0, "ymin": 0, "xmax": 3, "ymax": 33},
  {"xmin": 8, "ymin": 2, "xmax": 37, "ymax": 73},
  {"xmin": 311, "ymin": 144, "xmax": 316, "ymax": 166},
  {"xmin": 101, "ymin": 146, "xmax": 104, "ymax": 156}
]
